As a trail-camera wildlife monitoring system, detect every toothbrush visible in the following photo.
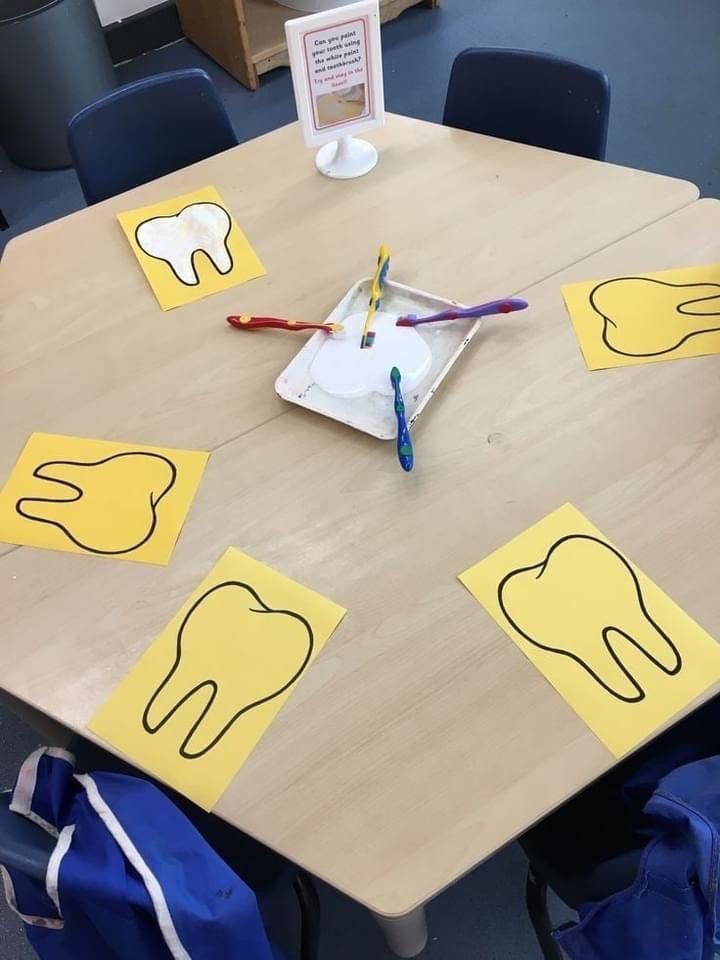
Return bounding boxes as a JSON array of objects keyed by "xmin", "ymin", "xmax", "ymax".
[
  {"xmin": 390, "ymin": 367, "xmax": 414, "ymax": 472},
  {"xmin": 227, "ymin": 315, "xmax": 344, "ymax": 335},
  {"xmin": 396, "ymin": 297, "xmax": 528, "ymax": 327},
  {"xmin": 360, "ymin": 244, "xmax": 391, "ymax": 349}
]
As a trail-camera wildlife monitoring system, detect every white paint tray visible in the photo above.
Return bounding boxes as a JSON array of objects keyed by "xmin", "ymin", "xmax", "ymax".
[{"xmin": 275, "ymin": 278, "xmax": 476, "ymax": 440}]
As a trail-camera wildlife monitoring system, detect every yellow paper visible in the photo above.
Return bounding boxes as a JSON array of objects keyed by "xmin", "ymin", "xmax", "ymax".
[
  {"xmin": 459, "ymin": 503, "xmax": 720, "ymax": 757},
  {"xmin": 0, "ymin": 433, "xmax": 207, "ymax": 565},
  {"xmin": 118, "ymin": 185, "xmax": 266, "ymax": 310},
  {"xmin": 562, "ymin": 263, "xmax": 720, "ymax": 369},
  {"xmin": 89, "ymin": 547, "xmax": 346, "ymax": 809}
]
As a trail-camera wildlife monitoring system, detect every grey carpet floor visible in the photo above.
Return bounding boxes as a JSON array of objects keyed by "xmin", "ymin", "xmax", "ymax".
[{"xmin": 2, "ymin": 0, "xmax": 719, "ymax": 955}]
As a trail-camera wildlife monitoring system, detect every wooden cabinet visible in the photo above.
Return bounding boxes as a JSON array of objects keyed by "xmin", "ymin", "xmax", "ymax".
[{"xmin": 176, "ymin": 0, "xmax": 438, "ymax": 91}]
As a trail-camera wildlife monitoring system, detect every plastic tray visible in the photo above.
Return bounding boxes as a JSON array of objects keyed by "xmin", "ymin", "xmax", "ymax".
[{"xmin": 275, "ymin": 278, "xmax": 477, "ymax": 439}]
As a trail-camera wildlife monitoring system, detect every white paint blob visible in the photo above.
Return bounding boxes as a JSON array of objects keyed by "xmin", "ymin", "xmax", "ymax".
[
  {"xmin": 310, "ymin": 312, "xmax": 432, "ymax": 398},
  {"xmin": 135, "ymin": 202, "xmax": 232, "ymax": 286}
]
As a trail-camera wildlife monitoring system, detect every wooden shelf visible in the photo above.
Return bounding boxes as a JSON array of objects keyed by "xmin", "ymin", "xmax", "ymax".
[
  {"xmin": 177, "ymin": 0, "xmax": 439, "ymax": 91},
  {"xmin": 246, "ymin": 0, "xmax": 303, "ymax": 77}
]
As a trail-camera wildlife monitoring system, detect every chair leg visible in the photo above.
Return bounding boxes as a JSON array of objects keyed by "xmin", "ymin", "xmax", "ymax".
[
  {"xmin": 526, "ymin": 864, "xmax": 563, "ymax": 960},
  {"xmin": 294, "ymin": 869, "xmax": 321, "ymax": 960}
]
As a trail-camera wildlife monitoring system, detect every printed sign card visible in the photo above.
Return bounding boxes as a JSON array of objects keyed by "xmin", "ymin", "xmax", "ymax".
[{"xmin": 286, "ymin": 1, "xmax": 384, "ymax": 177}]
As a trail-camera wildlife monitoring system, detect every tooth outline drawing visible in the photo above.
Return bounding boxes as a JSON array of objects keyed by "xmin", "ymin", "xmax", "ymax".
[
  {"xmin": 497, "ymin": 534, "xmax": 682, "ymax": 703},
  {"xmin": 142, "ymin": 581, "xmax": 315, "ymax": 759},
  {"xmin": 15, "ymin": 452, "xmax": 177, "ymax": 555},
  {"xmin": 134, "ymin": 201, "xmax": 234, "ymax": 287},
  {"xmin": 590, "ymin": 276, "xmax": 720, "ymax": 358}
]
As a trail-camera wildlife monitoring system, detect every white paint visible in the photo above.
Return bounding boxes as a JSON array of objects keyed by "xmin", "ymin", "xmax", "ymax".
[
  {"xmin": 93, "ymin": 0, "xmax": 165, "ymax": 27},
  {"xmin": 310, "ymin": 311, "xmax": 432, "ymax": 398},
  {"xmin": 135, "ymin": 202, "xmax": 232, "ymax": 286}
]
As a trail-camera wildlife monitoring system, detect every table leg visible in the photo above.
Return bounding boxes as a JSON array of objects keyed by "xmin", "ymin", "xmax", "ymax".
[{"xmin": 373, "ymin": 906, "xmax": 428, "ymax": 957}]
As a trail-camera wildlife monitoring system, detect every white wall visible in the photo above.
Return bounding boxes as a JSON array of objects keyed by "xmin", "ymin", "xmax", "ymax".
[{"xmin": 94, "ymin": 0, "xmax": 166, "ymax": 26}]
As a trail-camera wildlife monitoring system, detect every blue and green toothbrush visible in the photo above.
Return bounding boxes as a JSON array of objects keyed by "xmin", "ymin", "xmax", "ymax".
[{"xmin": 390, "ymin": 367, "xmax": 414, "ymax": 472}]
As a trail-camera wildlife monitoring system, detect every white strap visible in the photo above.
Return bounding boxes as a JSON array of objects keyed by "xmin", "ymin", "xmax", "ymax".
[
  {"xmin": 45, "ymin": 824, "xmax": 75, "ymax": 915},
  {"xmin": 10, "ymin": 747, "xmax": 76, "ymax": 838},
  {"xmin": 0, "ymin": 865, "xmax": 63, "ymax": 930}
]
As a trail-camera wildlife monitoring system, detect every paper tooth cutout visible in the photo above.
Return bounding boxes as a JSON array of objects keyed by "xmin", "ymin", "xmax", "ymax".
[
  {"xmin": 562, "ymin": 263, "xmax": 720, "ymax": 370},
  {"xmin": 0, "ymin": 433, "xmax": 208, "ymax": 565},
  {"xmin": 142, "ymin": 581, "xmax": 314, "ymax": 759},
  {"xmin": 118, "ymin": 185, "xmax": 266, "ymax": 311},
  {"xmin": 15, "ymin": 452, "xmax": 177, "ymax": 555},
  {"xmin": 459, "ymin": 503, "xmax": 720, "ymax": 757},
  {"xmin": 88, "ymin": 547, "xmax": 347, "ymax": 810},
  {"xmin": 497, "ymin": 534, "xmax": 681, "ymax": 702},
  {"xmin": 135, "ymin": 202, "xmax": 233, "ymax": 287},
  {"xmin": 591, "ymin": 278, "xmax": 720, "ymax": 358}
]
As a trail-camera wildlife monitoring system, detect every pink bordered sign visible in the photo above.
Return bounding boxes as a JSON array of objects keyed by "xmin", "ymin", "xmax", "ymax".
[{"xmin": 285, "ymin": 1, "xmax": 385, "ymax": 179}]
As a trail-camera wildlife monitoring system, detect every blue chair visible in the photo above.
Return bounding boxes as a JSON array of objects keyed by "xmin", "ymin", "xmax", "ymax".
[
  {"xmin": 67, "ymin": 68, "xmax": 238, "ymax": 205},
  {"xmin": 0, "ymin": 791, "xmax": 55, "ymax": 881},
  {"xmin": 443, "ymin": 48, "xmax": 611, "ymax": 161},
  {"xmin": 0, "ymin": 766, "xmax": 319, "ymax": 960},
  {"xmin": 521, "ymin": 784, "xmax": 646, "ymax": 959},
  {"xmin": 520, "ymin": 694, "xmax": 720, "ymax": 959}
]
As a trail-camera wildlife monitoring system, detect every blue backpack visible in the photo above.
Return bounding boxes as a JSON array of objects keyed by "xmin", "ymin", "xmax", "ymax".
[{"xmin": 1, "ymin": 747, "xmax": 278, "ymax": 960}]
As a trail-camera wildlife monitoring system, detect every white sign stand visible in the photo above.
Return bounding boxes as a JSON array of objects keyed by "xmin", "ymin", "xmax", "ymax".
[
  {"xmin": 285, "ymin": 1, "xmax": 385, "ymax": 180},
  {"xmin": 315, "ymin": 134, "xmax": 378, "ymax": 178}
]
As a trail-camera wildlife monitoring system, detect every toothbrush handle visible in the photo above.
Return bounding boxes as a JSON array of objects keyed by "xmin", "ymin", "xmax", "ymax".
[
  {"xmin": 227, "ymin": 316, "xmax": 334, "ymax": 333},
  {"xmin": 396, "ymin": 298, "xmax": 528, "ymax": 326},
  {"xmin": 450, "ymin": 298, "xmax": 528, "ymax": 320},
  {"xmin": 393, "ymin": 390, "xmax": 414, "ymax": 472},
  {"xmin": 396, "ymin": 412, "xmax": 414, "ymax": 472}
]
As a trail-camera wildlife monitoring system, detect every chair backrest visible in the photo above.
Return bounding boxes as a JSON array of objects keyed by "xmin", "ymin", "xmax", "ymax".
[
  {"xmin": 443, "ymin": 48, "xmax": 611, "ymax": 161},
  {"xmin": 67, "ymin": 68, "xmax": 239, "ymax": 205},
  {"xmin": 0, "ymin": 792, "xmax": 53, "ymax": 882}
]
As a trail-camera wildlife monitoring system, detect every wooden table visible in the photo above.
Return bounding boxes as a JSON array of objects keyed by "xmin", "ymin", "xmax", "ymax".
[
  {"xmin": 0, "ymin": 115, "xmax": 704, "ymax": 955},
  {"xmin": 0, "ymin": 115, "xmax": 696, "ymax": 494}
]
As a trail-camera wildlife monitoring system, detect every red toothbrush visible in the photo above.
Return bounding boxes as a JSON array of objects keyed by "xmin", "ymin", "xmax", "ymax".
[{"xmin": 227, "ymin": 315, "xmax": 343, "ymax": 334}]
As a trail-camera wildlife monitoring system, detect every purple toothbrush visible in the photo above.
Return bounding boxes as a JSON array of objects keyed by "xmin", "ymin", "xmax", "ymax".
[{"xmin": 396, "ymin": 297, "xmax": 528, "ymax": 327}]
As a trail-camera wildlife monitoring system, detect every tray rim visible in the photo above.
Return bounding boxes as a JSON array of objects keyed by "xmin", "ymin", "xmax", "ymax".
[{"xmin": 275, "ymin": 278, "xmax": 473, "ymax": 439}]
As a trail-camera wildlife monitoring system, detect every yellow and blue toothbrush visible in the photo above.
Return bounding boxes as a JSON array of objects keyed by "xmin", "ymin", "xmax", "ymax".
[
  {"xmin": 390, "ymin": 367, "xmax": 414, "ymax": 472},
  {"xmin": 360, "ymin": 244, "xmax": 390, "ymax": 349}
]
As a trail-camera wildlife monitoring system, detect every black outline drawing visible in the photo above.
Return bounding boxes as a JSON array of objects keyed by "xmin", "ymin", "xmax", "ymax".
[
  {"xmin": 590, "ymin": 276, "xmax": 720, "ymax": 357},
  {"xmin": 142, "ymin": 581, "xmax": 314, "ymax": 759},
  {"xmin": 497, "ymin": 534, "xmax": 682, "ymax": 703},
  {"xmin": 15, "ymin": 452, "xmax": 176, "ymax": 555},
  {"xmin": 134, "ymin": 201, "xmax": 234, "ymax": 287}
]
